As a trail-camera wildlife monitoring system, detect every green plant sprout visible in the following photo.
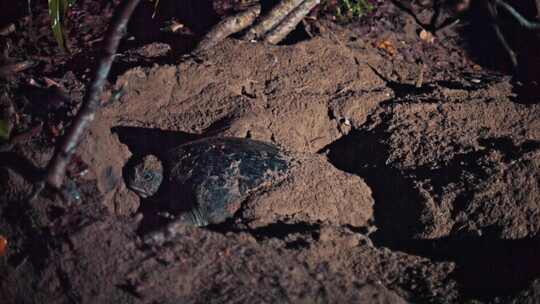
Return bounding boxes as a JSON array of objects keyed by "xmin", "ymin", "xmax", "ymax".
[
  {"xmin": 48, "ymin": 0, "xmax": 76, "ymax": 51},
  {"xmin": 336, "ymin": 0, "xmax": 375, "ymax": 19}
]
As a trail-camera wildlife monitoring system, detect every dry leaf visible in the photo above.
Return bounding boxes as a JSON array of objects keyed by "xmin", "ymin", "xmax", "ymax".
[
  {"xmin": 377, "ymin": 39, "xmax": 396, "ymax": 56},
  {"xmin": 43, "ymin": 77, "xmax": 62, "ymax": 88},
  {"xmin": 419, "ymin": 29, "xmax": 435, "ymax": 43}
]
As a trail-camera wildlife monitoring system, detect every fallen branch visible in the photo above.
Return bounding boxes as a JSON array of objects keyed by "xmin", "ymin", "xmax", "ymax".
[
  {"xmin": 264, "ymin": 0, "xmax": 321, "ymax": 44},
  {"xmin": 195, "ymin": 0, "xmax": 320, "ymax": 52},
  {"xmin": 242, "ymin": 0, "xmax": 305, "ymax": 41},
  {"xmin": 193, "ymin": 4, "xmax": 261, "ymax": 54},
  {"xmin": 46, "ymin": 0, "xmax": 142, "ymax": 189}
]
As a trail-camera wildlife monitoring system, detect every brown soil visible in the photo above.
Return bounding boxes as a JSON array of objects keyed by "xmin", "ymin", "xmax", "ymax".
[{"xmin": 1, "ymin": 0, "xmax": 540, "ymax": 303}]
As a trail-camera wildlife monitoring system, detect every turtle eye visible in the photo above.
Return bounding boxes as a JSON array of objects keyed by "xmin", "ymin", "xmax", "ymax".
[{"xmin": 142, "ymin": 172, "xmax": 154, "ymax": 181}]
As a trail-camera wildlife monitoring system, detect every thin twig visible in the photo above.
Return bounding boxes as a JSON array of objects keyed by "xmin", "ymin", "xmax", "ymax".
[
  {"xmin": 433, "ymin": 16, "xmax": 461, "ymax": 33},
  {"xmin": 415, "ymin": 62, "xmax": 425, "ymax": 88},
  {"xmin": 487, "ymin": 0, "xmax": 518, "ymax": 69},
  {"xmin": 27, "ymin": 0, "xmax": 32, "ymax": 16},
  {"xmin": 45, "ymin": 0, "xmax": 142, "ymax": 189},
  {"xmin": 495, "ymin": 0, "xmax": 540, "ymax": 30},
  {"xmin": 491, "ymin": 24, "xmax": 517, "ymax": 68}
]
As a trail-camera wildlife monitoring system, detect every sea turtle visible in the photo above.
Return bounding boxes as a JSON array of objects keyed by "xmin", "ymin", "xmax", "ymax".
[{"xmin": 126, "ymin": 137, "xmax": 290, "ymax": 227}]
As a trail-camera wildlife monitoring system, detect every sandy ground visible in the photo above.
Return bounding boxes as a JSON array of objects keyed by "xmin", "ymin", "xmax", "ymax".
[{"xmin": 1, "ymin": 0, "xmax": 540, "ymax": 303}]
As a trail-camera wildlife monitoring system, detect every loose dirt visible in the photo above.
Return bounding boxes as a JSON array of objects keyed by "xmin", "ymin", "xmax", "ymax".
[{"xmin": 1, "ymin": 0, "xmax": 540, "ymax": 303}]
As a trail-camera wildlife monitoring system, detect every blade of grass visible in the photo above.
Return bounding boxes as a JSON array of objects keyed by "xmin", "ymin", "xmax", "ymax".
[
  {"xmin": 152, "ymin": 0, "xmax": 160, "ymax": 18},
  {"xmin": 48, "ymin": 0, "xmax": 75, "ymax": 51}
]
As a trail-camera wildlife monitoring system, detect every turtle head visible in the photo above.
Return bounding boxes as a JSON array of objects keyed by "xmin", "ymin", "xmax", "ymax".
[{"xmin": 126, "ymin": 154, "xmax": 164, "ymax": 198}]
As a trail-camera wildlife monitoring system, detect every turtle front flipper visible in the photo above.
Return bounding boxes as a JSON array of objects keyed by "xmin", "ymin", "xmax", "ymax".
[
  {"xmin": 142, "ymin": 215, "xmax": 198, "ymax": 245},
  {"xmin": 142, "ymin": 208, "xmax": 210, "ymax": 245},
  {"xmin": 184, "ymin": 207, "xmax": 210, "ymax": 227}
]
